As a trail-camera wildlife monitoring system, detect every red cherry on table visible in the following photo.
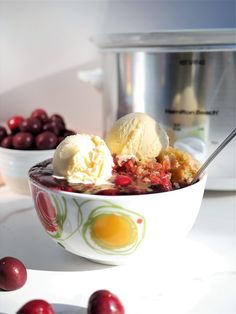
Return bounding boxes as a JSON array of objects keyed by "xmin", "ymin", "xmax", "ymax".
[
  {"xmin": 12, "ymin": 132, "xmax": 34, "ymax": 149},
  {"xmin": 31, "ymin": 108, "xmax": 48, "ymax": 123},
  {"xmin": 88, "ymin": 290, "xmax": 125, "ymax": 314},
  {"xmin": 35, "ymin": 131, "xmax": 57, "ymax": 150},
  {"xmin": 0, "ymin": 256, "xmax": 27, "ymax": 291},
  {"xmin": 7, "ymin": 116, "xmax": 24, "ymax": 133},
  {"xmin": 1, "ymin": 135, "xmax": 13, "ymax": 148},
  {"xmin": 16, "ymin": 299, "xmax": 55, "ymax": 314}
]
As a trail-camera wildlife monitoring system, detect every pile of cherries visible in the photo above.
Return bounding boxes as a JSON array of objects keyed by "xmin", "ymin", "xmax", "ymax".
[
  {"xmin": 0, "ymin": 256, "xmax": 125, "ymax": 314},
  {"xmin": 0, "ymin": 108, "xmax": 75, "ymax": 150}
]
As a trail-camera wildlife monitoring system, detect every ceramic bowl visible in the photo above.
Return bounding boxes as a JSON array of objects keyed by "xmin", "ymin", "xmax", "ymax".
[
  {"xmin": 28, "ymin": 165, "xmax": 207, "ymax": 265},
  {"xmin": 0, "ymin": 147, "xmax": 55, "ymax": 195}
]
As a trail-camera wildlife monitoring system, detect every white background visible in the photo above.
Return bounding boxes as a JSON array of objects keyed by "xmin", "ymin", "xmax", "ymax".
[{"xmin": 0, "ymin": 0, "xmax": 235, "ymax": 135}]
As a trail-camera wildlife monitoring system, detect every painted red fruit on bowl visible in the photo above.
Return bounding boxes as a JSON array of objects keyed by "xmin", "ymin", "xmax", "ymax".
[{"xmin": 35, "ymin": 190, "xmax": 59, "ymax": 233}]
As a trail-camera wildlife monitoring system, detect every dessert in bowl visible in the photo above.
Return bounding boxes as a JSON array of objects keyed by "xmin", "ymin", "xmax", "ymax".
[{"xmin": 28, "ymin": 113, "xmax": 207, "ymax": 265}]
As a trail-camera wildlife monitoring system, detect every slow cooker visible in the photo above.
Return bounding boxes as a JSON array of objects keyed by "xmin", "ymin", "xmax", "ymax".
[{"xmin": 79, "ymin": 29, "xmax": 236, "ymax": 191}]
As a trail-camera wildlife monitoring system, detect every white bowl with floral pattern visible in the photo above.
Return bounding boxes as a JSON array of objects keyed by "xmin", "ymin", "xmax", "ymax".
[{"xmin": 28, "ymin": 172, "xmax": 207, "ymax": 265}]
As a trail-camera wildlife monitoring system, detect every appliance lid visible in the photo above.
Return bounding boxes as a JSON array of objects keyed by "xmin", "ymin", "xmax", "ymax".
[{"xmin": 93, "ymin": 28, "xmax": 236, "ymax": 51}]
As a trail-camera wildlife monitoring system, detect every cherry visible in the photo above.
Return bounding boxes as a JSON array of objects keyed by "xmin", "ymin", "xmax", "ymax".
[
  {"xmin": 2, "ymin": 110, "xmax": 71, "ymax": 151},
  {"xmin": 50, "ymin": 114, "xmax": 65, "ymax": 128},
  {"xmin": 16, "ymin": 299, "xmax": 55, "ymax": 314},
  {"xmin": 19, "ymin": 117, "xmax": 42, "ymax": 135},
  {"xmin": 0, "ymin": 126, "xmax": 7, "ymax": 142},
  {"xmin": 57, "ymin": 136, "xmax": 65, "ymax": 144},
  {"xmin": 31, "ymin": 108, "xmax": 48, "ymax": 123},
  {"xmin": 12, "ymin": 132, "xmax": 34, "ymax": 149},
  {"xmin": 43, "ymin": 121, "xmax": 61, "ymax": 136},
  {"xmin": 0, "ymin": 256, "xmax": 27, "ymax": 291},
  {"xmin": 114, "ymin": 175, "xmax": 132, "ymax": 186},
  {"xmin": 35, "ymin": 131, "xmax": 57, "ymax": 150},
  {"xmin": 1, "ymin": 135, "xmax": 13, "ymax": 148},
  {"xmin": 88, "ymin": 290, "xmax": 125, "ymax": 314},
  {"xmin": 7, "ymin": 116, "xmax": 24, "ymax": 133},
  {"xmin": 63, "ymin": 129, "xmax": 76, "ymax": 137}
]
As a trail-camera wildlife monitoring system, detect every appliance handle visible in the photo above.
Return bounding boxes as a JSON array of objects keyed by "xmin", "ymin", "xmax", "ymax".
[{"xmin": 77, "ymin": 68, "xmax": 103, "ymax": 91}]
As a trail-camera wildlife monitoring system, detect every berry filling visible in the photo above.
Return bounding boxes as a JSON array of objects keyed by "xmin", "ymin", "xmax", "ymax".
[{"xmin": 29, "ymin": 156, "xmax": 178, "ymax": 196}]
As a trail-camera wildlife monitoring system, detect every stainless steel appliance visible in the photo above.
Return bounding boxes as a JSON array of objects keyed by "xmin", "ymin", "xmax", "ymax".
[{"xmin": 80, "ymin": 29, "xmax": 236, "ymax": 190}]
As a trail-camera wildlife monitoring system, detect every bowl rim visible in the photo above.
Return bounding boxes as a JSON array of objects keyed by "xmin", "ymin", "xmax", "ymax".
[
  {"xmin": 28, "ymin": 171, "xmax": 207, "ymax": 201},
  {"xmin": 0, "ymin": 146, "xmax": 55, "ymax": 155}
]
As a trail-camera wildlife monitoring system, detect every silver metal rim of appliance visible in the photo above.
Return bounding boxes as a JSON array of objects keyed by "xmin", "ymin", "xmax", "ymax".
[{"xmin": 92, "ymin": 28, "xmax": 236, "ymax": 52}]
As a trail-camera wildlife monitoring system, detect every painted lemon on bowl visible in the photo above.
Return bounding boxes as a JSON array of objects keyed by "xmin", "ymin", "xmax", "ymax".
[
  {"xmin": 82, "ymin": 201, "xmax": 146, "ymax": 255},
  {"xmin": 91, "ymin": 213, "xmax": 137, "ymax": 249}
]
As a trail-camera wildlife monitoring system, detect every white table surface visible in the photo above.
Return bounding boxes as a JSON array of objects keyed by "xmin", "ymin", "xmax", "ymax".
[{"xmin": 0, "ymin": 185, "xmax": 235, "ymax": 314}]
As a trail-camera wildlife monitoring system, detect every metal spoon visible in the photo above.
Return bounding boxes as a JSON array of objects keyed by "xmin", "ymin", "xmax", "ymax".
[{"xmin": 191, "ymin": 128, "xmax": 236, "ymax": 184}]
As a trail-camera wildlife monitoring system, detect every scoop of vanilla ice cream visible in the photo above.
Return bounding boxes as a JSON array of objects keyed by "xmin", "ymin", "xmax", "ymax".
[
  {"xmin": 105, "ymin": 112, "xmax": 169, "ymax": 161},
  {"xmin": 53, "ymin": 134, "xmax": 113, "ymax": 184}
]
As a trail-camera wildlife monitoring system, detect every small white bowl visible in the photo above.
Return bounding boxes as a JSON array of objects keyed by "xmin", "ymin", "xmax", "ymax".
[
  {"xmin": 28, "ymin": 167, "xmax": 207, "ymax": 265},
  {"xmin": 0, "ymin": 147, "xmax": 55, "ymax": 195}
]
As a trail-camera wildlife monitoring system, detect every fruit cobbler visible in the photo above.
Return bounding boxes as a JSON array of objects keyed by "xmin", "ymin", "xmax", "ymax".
[{"xmin": 29, "ymin": 147, "xmax": 200, "ymax": 196}]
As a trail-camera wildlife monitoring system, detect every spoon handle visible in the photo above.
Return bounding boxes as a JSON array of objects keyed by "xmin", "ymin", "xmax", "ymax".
[{"xmin": 191, "ymin": 128, "xmax": 236, "ymax": 184}]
